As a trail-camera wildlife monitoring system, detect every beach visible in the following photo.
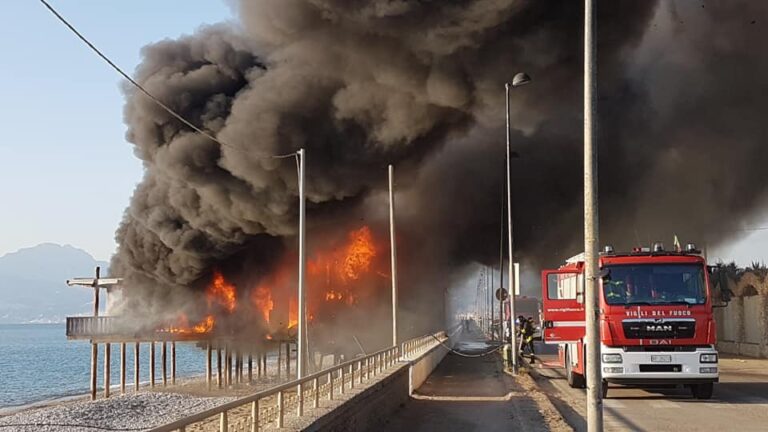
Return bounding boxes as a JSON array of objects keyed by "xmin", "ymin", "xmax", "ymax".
[{"xmin": 0, "ymin": 373, "xmax": 294, "ymax": 432}]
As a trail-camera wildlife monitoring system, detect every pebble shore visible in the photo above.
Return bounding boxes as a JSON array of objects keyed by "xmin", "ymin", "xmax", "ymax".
[{"xmin": 0, "ymin": 392, "xmax": 236, "ymax": 432}]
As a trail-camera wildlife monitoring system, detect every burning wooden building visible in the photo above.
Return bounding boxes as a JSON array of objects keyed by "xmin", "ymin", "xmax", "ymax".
[{"xmin": 65, "ymin": 225, "xmax": 392, "ymax": 399}]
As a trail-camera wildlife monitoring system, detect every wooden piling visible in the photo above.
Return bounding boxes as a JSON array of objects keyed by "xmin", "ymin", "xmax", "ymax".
[
  {"xmin": 161, "ymin": 342, "xmax": 167, "ymax": 387},
  {"xmin": 171, "ymin": 342, "xmax": 176, "ymax": 385},
  {"xmin": 257, "ymin": 351, "xmax": 262, "ymax": 377},
  {"xmin": 104, "ymin": 343, "xmax": 111, "ymax": 398},
  {"xmin": 223, "ymin": 346, "xmax": 228, "ymax": 387},
  {"xmin": 206, "ymin": 344, "xmax": 212, "ymax": 390},
  {"xmin": 149, "ymin": 341, "xmax": 155, "ymax": 388},
  {"xmin": 277, "ymin": 343, "xmax": 282, "ymax": 379},
  {"xmin": 90, "ymin": 342, "xmax": 98, "ymax": 400},
  {"xmin": 285, "ymin": 342, "xmax": 291, "ymax": 377},
  {"xmin": 235, "ymin": 350, "xmax": 242, "ymax": 384},
  {"xmin": 134, "ymin": 342, "xmax": 140, "ymax": 392},
  {"xmin": 227, "ymin": 348, "xmax": 233, "ymax": 386},
  {"xmin": 262, "ymin": 352, "xmax": 267, "ymax": 377},
  {"xmin": 248, "ymin": 354, "xmax": 253, "ymax": 383},
  {"xmin": 217, "ymin": 348, "xmax": 222, "ymax": 389},
  {"xmin": 239, "ymin": 352, "xmax": 244, "ymax": 383},
  {"xmin": 120, "ymin": 343, "xmax": 126, "ymax": 394}
]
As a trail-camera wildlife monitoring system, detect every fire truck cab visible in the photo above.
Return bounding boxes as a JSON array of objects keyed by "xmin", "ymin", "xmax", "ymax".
[{"xmin": 540, "ymin": 243, "xmax": 720, "ymax": 399}]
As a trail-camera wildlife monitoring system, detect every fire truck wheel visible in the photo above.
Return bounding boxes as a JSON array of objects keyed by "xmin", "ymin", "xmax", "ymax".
[
  {"xmin": 601, "ymin": 380, "xmax": 609, "ymax": 398},
  {"xmin": 691, "ymin": 383, "xmax": 713, "ymax": 400},
  {"xmin": 566, "ymin": 349, "xmax": 586, "ymax": 388}
]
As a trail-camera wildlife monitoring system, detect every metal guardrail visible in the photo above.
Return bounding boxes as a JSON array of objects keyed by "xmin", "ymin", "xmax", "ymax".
[{"xmin": 149, "ymin": 331, "xmax": 447, "ymax": 432}]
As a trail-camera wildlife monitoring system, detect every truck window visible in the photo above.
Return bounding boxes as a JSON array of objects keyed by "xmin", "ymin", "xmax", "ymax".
[
  {"xmin": 602, "ymin": 264, "xmax": 706, "ymax": 305},
  {"xmin": 547, "ymin": 272, "xmax": 581, "ymax": 300}
]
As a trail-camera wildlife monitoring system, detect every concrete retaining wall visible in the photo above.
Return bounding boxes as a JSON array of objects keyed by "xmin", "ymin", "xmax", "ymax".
[
  {"xmin": 304, "ymin": 327, "xmax": 463, "ymax": 431},
  {"xmin": 303, "ymin": 365, "xmax": 411, "ymax": 432},
  {"xmin": 714, "ymin": 271, "xmax": 768, "ymax": 358},
  {"xmin": 408, "ymin": 331, "xmax": 458, "ymax": 394}
]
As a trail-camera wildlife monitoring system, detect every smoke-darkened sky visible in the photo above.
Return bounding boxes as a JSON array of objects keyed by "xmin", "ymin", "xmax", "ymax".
[
  {"xmin": 105, "ymin": 1, "xmax": 768, "ymax": 327},
  {"xmin": 3, "ymin": 1, "xmax": 768, "ymax": 332}
]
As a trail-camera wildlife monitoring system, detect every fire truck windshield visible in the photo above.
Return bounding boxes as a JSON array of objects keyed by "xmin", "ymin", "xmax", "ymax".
[{"xmin": 602, "ymin": 264, "xmax": 707, "ymax": 306}]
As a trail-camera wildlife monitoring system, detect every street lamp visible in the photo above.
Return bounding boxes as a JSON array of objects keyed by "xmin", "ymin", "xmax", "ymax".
[
  {"xmin": 504, "ymin": 72, "xmax": 531, "ymax": 374},
  {"xmin": 512, "ymin": 73, "xmax": 532, "ymax": 88}
]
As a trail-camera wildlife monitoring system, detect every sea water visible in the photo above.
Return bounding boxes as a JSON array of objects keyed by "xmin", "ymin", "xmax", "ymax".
[{"xmin": 0, "ymin": 324, "xmax": 208, "ymax": 408}]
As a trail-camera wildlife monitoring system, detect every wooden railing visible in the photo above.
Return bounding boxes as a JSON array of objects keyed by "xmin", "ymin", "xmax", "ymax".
[
  {"xmin": 149, "ymin": 331, "xmax": 448, "ymax": 432},
  {"xmin": 66, "ymin": 316, "xmax": 123, "ymax": 338}
]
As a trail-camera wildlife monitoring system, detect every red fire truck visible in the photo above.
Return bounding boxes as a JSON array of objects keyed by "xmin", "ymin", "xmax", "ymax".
[{"xmin": 540, "ymin": 243, "xmax": 724, "ymax": 399}]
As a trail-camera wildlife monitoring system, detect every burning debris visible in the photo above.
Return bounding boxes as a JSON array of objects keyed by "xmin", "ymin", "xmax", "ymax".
[{"xmin": 110, "ymin": 0, "xmax": 768, "ymax": 351}]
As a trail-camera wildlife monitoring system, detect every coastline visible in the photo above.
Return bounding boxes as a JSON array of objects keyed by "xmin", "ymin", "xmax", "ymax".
[
  {"xmin": 0, "ymin": 372, "xmax": 293, "ymax": 431},
  {"xmin": 0, "ymin": 373, "xmax": 209, "ymax": 418},
  {"xmin": 0, "ymin": 393, "xmax": 90, "ymax": 417}
]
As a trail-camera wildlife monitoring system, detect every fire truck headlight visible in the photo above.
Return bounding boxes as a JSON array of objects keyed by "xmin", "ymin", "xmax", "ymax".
[
  {"xmin": 602, "ymin": 353, "xmax": 623, "ymax": 363},
  {"xmin": 603, "ymin": 367, "xmax": 624, "ymax": 374},
  {"xmin": 700, "ymin": 353, "xmax": 718, "ymax": 363}
]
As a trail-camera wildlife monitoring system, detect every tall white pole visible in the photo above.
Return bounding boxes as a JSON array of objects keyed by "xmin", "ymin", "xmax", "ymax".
[
  {"xmin": 297, "ymin": 148, "xmax": 307, "ymax": 379},
  {"xmin": 584, "ymin": 0, "xmax": 603, "ymax": 430},
  {"xmin": 505, "ymin": 83, "xmax": 518, "ymax": 374},
  {"xmin": 388, "ymin": 165, "xmax": 398, "ymax": 347}
]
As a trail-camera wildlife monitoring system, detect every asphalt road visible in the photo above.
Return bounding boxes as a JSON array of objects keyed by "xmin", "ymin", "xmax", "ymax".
[{"xmin": 532, "ymin": 343, "xmax": 768, "ymax": 432}]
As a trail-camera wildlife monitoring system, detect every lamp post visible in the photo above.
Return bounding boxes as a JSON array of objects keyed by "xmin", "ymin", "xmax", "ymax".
[
  {"xmin": 388, "ymin": 165, "xmax": 399, "ymax": 347},
  {"xmin": 505, "ymin": 72, "xmax": 530, "ymax": 374},
  {"xmin": 297, "ymin": 148, "xmax": 307, "ymax": 379}
]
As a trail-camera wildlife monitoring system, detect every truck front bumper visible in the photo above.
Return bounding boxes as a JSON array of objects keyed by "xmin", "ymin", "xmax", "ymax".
[{"xmin": 600, "ymin": 345, "xmax": 719, "ymax": 384}]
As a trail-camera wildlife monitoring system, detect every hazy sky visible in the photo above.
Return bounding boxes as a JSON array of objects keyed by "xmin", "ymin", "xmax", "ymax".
[
  {"xmin": 0, "ymin": 0, "xmax": 765, "ymax": 265},
  {"xmin": 0, "ymin": 0, "xmax": 233, "ymax": 261}
]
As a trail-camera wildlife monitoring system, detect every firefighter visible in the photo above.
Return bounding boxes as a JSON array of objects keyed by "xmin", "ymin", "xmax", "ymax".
[
  {"xmin": 517, "ymin": 315, "xmax": 536, "ymax": 364},
  {"xmin": 604, "ymin": 280, "xmax": 625, "ymax": 303}
]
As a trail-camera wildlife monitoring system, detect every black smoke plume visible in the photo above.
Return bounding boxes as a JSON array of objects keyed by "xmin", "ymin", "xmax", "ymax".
[{"xmin": 111, "ymin": 1, "xmax": 768, "ymax": 335}]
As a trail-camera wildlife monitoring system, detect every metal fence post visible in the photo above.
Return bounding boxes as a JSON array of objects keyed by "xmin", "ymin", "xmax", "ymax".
[
  {"xmin": 340, "ymin": 367, "xmax": 345, "ymax": 395},
  {"xmin": 277, "ymin": 391, "xmax": 284, "ymax": 428},
  {"xmin": 297, "ymin": 382, "xmax": 304, "ymax": 416},
  {"xmin": 251, "ymin": 400, "xmax": 259, "ymax": 432},
  {"xmin": 219, "ymin": 411, "xmax": 228, "ymax": 432},
  {"xmin": 350, "ymin": 363, "xmax": 355, "ymax": 389},
  {"xmin": 313, "ymin": 377, "xmax": 320, "ymax": 408},
  {"xmin": 329, "ymin": 371, "xmax": 334, "ymax": 400}
]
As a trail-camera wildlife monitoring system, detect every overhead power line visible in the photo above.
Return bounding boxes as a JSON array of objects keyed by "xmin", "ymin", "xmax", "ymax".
[{"xmin": 38, "ymin": 0, "xmax": 296, "ymax": 160}]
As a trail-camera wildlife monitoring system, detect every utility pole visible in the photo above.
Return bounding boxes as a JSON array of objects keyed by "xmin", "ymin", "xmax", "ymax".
[
  {"xmin": 388, "ymin": 165, "xmax": 398, "ymax": 347},
  {"xmin": 584, "ymin": 0, "xmax": 603, "ymax": 430},
  {"xmin": 297, "ymin": 148, "xmax": 307, "ymax": 379}
]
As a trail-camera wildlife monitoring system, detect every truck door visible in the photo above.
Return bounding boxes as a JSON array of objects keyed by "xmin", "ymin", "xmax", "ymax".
[{"xmin": 541, "ymin": 270, "xmax": 586, "ymax": 343}]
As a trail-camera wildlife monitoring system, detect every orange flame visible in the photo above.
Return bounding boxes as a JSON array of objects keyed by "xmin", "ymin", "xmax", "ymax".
[
  {"xmin": 166, "ymin": 314, "xmax": 215, "ymax": 334},
  {"xmin": 251, "ymin": 284, "xmax": 274, "ymax": 323},
  {"xmin": 207, "ymin": 270, "xmax": 236, "ymax": 313},
  {"xmin": 288, "ymin": 296, "xmax": 298, "ymax": 328},
  {"xmin": 325, "ymin": 290, "xmax": 343, "ymax": 301},
  {"xmin": 340, "ymin": 227, "xmax": 376, "ymax": 282},
  {"xmin": 307, "ymin": 226, "xmax": 378, "ymax": 305}
]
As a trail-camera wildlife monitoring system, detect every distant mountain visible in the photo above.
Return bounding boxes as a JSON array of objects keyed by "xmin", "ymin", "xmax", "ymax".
[{"xmin": 0, "ymin": 243, "xmax": 109, "ymax": 324}]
